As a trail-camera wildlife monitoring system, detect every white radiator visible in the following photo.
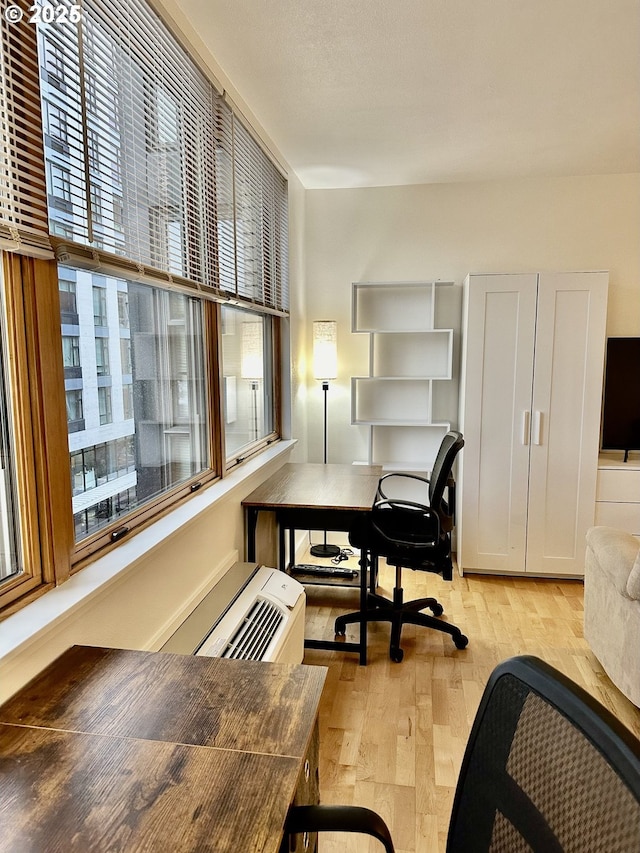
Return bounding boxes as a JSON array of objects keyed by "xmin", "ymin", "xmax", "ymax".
[{"xmin": 161, "ymin": 563, "xmax": 306, "ymax": 665}]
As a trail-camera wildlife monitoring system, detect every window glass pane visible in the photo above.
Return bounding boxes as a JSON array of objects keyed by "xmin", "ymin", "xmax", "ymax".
[
  {"xmin": 61, "ymin": 264, "xmax": 209, "ymax": 542},
  {"xmin": 221, "ymin": 306, "xmax": 274, "ymax": 459},
  {"xmin": 0, "ymin": 272, "xmax": 22, "ymax": 585}
]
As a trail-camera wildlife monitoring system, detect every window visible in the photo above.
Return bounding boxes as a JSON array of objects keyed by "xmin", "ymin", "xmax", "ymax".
[
  {"xmin": 221, "ymin": 306, "xmax": 275, "ymax": 460},
  {"xmin": 59, "ymin": 278, "xmax": 78, "ymax": 320},
  {"xmin": 45, "ymin": 101, "xmax": 68, "ymax": 149},
  {"xmin": 66, "ymin": 389, "xmax": 84, "ymax": 433},
  {"xmin": 0, "ymin": 0, "xmax": 288, "ymax": 615},
  {"xmin": 113, "ymin": 196, "xmax": 125, "ymax": 233},
  {"xmin": 85, "ymin": 70, "xmax": 97, "ymax": 114},
  {"xmin": 52, "ymin": 222, "xmax": 75, "ymax": 239},
  {"xmin": 97, "ymin": 386, "xmax": 112, "ymax": 424},
  {"xmin": 93, "ymin": 285, "xmax": 107, "ymax": 326},
  {"xmin": 66, "ymin": 389, "xmax": 83, "ymax": 421},
  {"xmin": 117, "ymin": 291, "xmax": 129, "ymax": 327},
  {"xmin": 120, "ymin": 337, "xmax": 131, "ymax": 374},
  {"xmin": 87, "ymin": 128, "xmax": 99, "ymax": 173},
  {"xmin": 95, "ymin": 336, "xmax": 110, "ymax": 375},
  {"xmin": 90, "ymin": 186, "xmax": 103, "ymax": 225},
  {"xmin": 44, "ymin": 39, "xmax": 66, "ymax": 88},
  {"xmin": 62, "ymin": 335, "xmax": 81, "ymax": 368},
  {"xmin": 48, "ymin": 164, "xmax": 72, "ymax": 209},
  {"xmin": 66, "ymin": 267, "xmax": 210, "ymax": 542},
  {"xmin": 122, "ymin": 383, "xmax": 133, "ymax": 419}
]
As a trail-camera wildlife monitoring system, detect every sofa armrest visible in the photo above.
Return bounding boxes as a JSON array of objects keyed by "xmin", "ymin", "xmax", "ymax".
[
  {"xmin": 586, "ymin": 526, "xmax": 640, "ymax": 599},
  {"xmin": 627, "ymin": 551, "xmax": 640, "ymax": 600}
]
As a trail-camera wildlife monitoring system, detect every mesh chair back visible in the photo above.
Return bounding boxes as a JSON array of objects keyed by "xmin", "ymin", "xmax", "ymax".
[
  {"xmin": 447, "ymin": 656, "xmax": 640, "ymax": 852},
  {"xmin": 428, "ymin": 431, "xmax": 464, "ymax": 519}
]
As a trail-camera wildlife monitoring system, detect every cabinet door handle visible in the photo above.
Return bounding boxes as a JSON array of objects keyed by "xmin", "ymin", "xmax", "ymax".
[
  {"xmin": 521, "ymin": 410, "xmax": 530, "ymax": 445},
  {"xmin": 533, "ymin": 410, "xmax": 543, "ymax": 445}
]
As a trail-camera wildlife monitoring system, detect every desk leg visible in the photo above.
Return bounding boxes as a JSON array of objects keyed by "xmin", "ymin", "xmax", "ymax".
[
  {"xmin": 247, "ymin": 508, "xmax": 258, "ymax": 562},
  {"xmin": 358, "ymin": 549, "xmax": 368, "ymax": 666},
  {"xmin": 278, "ymin": 518, "xmax": 286, "ymax": 572},
  {"xmin": 289, "ymin": 527, "xmax": 295, "ymax": 572}
]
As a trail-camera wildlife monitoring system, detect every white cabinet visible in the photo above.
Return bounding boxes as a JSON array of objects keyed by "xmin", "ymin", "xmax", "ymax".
[
  {"xmin": 459, "ymin": 271, "xmax": 608, "ymax": 576},
  {"xmin": 595, "ymin": 454, "xmax": 640, "ymax": 537},
  {"xmin": 351, "ymin": 281, "xmax": 454, "ymax": 471}
]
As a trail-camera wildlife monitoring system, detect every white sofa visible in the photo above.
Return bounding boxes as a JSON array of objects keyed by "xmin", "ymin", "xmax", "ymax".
[{"xmin": 584, "ymin": 526, "xmax": 640, "ymax": 707}]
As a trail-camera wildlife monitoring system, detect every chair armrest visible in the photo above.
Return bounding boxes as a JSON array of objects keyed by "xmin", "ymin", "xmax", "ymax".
[
  {"xmin": 285, "ymin": 805, "xmax": 396, "ymax": 852},
  {"xmin": 377, "ymin": 472, "xmax": 430, "ymax": 500}
]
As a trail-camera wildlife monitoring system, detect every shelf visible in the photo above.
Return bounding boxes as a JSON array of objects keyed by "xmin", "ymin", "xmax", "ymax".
[
  {"xmin": 352, "ymin": 281, "xmax": 453, "ymax": 333},
  {"xmin": 351, "ymin": 279, "xmax": 456, "ymax": 471},
  {"xmin": 371, "ymin": 424, "xmax": 450, "ymax": 470},
  {"xmin": 351, "ymin": 377, "xmax": 433, "ymax": 424},
  {"xmin": 371, "ymin": 331, "xmax": 453, "ymax": 378}
]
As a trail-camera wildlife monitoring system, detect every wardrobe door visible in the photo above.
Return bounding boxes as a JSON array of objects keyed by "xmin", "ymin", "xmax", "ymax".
[
  {"xmin": 526, "ymin": 271, "xmax": 608, "ymax": 575},
  {"xmin": 459, "ymin": 274, "xmax": 537, "ymax": 573}
]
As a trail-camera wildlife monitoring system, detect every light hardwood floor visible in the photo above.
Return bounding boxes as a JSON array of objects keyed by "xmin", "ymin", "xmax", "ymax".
[{"xmin": 301, "ymin": 547, "xmax": 640, "ymax": 853}]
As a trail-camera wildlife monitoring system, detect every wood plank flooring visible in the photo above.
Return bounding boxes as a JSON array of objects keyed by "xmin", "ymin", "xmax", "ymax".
[{"xmin": 301, "ymin": 547, "xmax": 640, "ymax": 853}]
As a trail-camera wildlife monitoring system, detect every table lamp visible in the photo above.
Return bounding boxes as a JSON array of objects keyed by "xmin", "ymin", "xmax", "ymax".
[{"xmin": 311, "ymin": 320, "xmax": 340, "ymax": 558}]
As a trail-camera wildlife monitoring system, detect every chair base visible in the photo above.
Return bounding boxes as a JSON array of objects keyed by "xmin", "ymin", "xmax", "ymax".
[{"xmin": 335, "ymin": 582, "xmax": 469, "ymax": 663}]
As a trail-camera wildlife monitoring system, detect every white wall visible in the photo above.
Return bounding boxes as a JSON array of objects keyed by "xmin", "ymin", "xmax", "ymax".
[
  {"xmin": 287, "ymin": 173, "xmax": 310, "ymax": 462},
  {"xmin": 303, "ymin": 173, "xmax": 640, "ymax": 466}
]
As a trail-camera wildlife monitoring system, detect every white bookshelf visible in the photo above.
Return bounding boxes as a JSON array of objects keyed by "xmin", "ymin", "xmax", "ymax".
[{"xmin": 351, "ymin": 280, "xmax": 454, "ymax": 471}]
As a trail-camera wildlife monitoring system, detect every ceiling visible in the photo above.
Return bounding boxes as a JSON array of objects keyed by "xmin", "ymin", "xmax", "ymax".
[{"xmin": 169, "ymin": 0, "xmax": 640, "ymax": 189}]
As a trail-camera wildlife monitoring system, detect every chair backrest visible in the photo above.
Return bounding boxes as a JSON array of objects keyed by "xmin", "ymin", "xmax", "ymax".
[
  {"xmin": 447, "ymin": 655, "xmax": 640, "ymax": 852},
  {"xmin": 428, "ymin": 430, "xmax": 464, "ymax": 515}
]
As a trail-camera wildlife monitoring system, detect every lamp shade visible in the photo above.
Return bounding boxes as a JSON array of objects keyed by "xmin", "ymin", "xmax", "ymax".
[
  {"xmin": 240, "ymin": 321, "xmax": 264, "ymax": 380},
  {"xmin": 313, "ymin": 320, "xmax": 338, "ymax": 380}
]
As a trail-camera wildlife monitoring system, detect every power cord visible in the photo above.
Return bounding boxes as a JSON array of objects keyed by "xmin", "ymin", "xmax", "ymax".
[{"xmin": 331, "ymin": 548, "xmax": 354, "ymax": 564}]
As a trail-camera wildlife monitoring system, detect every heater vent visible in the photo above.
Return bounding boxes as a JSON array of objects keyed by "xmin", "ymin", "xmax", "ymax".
[
  {"xmin": 220, "ymin": 596, "xmax": 285, "ymax": 661},
  {"xmin": 161, "ymin": 564, "xmax": 306, "ymax": 665}
]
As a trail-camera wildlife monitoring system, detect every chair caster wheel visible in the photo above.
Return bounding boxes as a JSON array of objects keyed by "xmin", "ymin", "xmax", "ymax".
[
  {"xmin": 430, "ymin": 603, "xmax": 444, "ymax": 616},
  {"xmin": 454, "ymin": 634, "xmax": 469, "ymax": 650},
  {"xmin": 390, "ymin": 647, "xmax": 404, "ymax": 663},
  {"xmin": 334, "ymin": 619, "xmax": 346, "ymax": 637}
]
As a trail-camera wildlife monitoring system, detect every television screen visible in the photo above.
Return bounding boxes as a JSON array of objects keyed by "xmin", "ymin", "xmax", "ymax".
[{"xmin": 601, "ymin": 337, "xmax": 640, "ymax": 461}]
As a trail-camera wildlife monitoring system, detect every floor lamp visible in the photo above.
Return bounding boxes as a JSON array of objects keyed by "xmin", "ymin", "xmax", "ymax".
[
  {"xmin": 241, "ymin": 321, "xmax": 263, "ymax": 441},
  {"xmin": 310, "ymin": 320, "xmax": 341, "ymax": 559}
]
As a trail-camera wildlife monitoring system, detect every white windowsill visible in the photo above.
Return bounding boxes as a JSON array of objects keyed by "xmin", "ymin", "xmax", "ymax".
[{"xmin": 0, "ymin": 440, "xmax": 296, "ymax": 662}]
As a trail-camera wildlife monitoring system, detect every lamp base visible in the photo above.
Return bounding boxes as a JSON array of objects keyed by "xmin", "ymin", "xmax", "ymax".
[{"xmin": 309, "ymin": 543, "xmax": 341, "ymax": 558}]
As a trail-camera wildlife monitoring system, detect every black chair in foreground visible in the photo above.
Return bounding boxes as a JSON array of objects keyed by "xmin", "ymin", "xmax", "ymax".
[
  {"xmin": 335, "ymin": 430, "xmax": 467, "ymax": 662},
  {"xmin": 285, "ymin": 655, "xmax": 640, "ymax": 851}
]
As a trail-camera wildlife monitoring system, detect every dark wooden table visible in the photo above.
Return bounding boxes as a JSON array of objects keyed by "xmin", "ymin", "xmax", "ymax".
[
  {"xmin": 242, "ymin": 463, "xmax": 382, "ymax": 664},
  {"xmin": 0, "ymin": 645, "xmax": 327, "ymax": 853}
]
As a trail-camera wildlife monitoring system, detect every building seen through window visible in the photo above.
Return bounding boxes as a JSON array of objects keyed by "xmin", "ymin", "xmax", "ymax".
[{"xmin": 62, "ymin": 268, "xmax": 209, "ymax": 541}]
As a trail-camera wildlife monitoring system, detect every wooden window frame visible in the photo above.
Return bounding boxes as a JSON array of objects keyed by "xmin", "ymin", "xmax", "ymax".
[{"xmin": 0, "ymin": 255, "xmax": 73, "ymax": 615}]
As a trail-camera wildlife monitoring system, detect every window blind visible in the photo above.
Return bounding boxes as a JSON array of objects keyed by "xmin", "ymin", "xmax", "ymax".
[
  {"xmin": 231, "ymin": 116, "xmax": 289, "ymax": 311},
  {"xmin": 37, "ymin": 0, "xmax": 288, "ymax": 312},
  {"xmin": 0, "ymin": 1, "xmax": 53, "ymax": 258}
]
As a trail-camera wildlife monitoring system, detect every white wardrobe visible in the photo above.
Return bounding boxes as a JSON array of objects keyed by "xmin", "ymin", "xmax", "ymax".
[{"xmin": 458, "ymin": 271, "xmax": 608, "ymax": 577}]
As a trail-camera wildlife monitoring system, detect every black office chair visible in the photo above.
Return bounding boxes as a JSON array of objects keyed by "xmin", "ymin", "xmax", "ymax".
[
  {"xmin": 335, "ymin": 430, "xmax": 468, "ymax": 662},
  {"xmin": 285, "ymin": 656, "xmax": 640, "ymax": 852}
]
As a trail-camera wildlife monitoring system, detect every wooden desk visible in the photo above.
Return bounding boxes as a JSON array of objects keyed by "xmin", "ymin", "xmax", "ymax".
[
  {"xmin": 242, "ymin": 463, "xmax": 382, "ymax": 665},
  {"xmin": 0, "ymin": 645, "xmax": 326, "ymax": 853}
]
